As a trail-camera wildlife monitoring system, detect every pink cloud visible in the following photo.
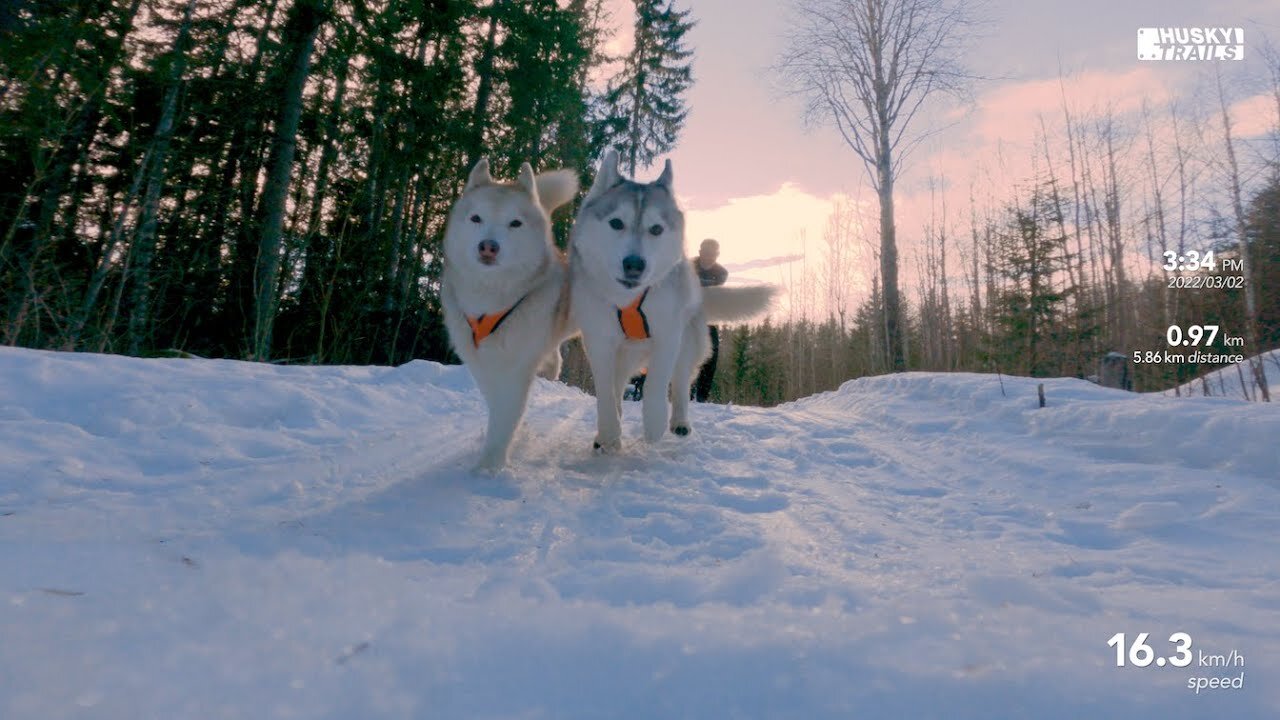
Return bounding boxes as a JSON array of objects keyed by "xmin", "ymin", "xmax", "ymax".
[
  {"xmin": 972, "ymin": 67, "xmax": 1172, "ymax": 145},
  {"xmin": 1228, "ymin": 92, "xmax": 1278, "ymax": 138}
]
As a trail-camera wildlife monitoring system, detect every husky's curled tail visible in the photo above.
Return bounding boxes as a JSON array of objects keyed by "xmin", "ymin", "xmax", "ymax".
[{"xmin": 701, "ymin": 284, "xmax": 777, "ymax": 324}]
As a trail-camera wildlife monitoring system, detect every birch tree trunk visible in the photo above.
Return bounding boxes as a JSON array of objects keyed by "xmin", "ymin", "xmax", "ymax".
[
  {"xmin": 1217, "ymin": 71, "xmax": 1271, "ymax": 401},
  {"xmin": 251, "ymin": 0, "xmax": 327, "ymax": 360},
  {"xmin": 464, "ymin": 2, "xmax": 502, "ymax": 170},
  {"xmin": 126, "ymin": 0, "xmax": 198, "ymax": 355}
]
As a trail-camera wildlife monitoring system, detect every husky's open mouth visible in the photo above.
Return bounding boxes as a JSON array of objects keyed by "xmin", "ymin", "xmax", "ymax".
[{"xmin": 617, "ymin": 278, "xmax": 639, "ymax": 289}]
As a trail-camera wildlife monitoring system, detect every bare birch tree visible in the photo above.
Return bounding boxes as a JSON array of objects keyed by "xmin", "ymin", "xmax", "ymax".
[
  {"xmin": 821, "ymin": 196, "xmax": 861, "ymax": 334},
  {"xmin": 776, "ymin": 0, "xmax": 976, "ymax": 372},
  {"xmin": 251, "ymin": 0, "xmax": 328, "ymax": 360},
  {"xmin": 1216, "ymin": 69, "xmax": 1271, "ymax": 401},
  {"xmin": 126, "ymin": 0, "xmax": 198, "ymax": 355}
]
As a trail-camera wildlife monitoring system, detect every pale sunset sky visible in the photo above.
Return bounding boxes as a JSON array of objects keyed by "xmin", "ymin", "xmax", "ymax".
[{"xmin": 600, "ymin": 0, "xmax": 1280, "ymax": 313}]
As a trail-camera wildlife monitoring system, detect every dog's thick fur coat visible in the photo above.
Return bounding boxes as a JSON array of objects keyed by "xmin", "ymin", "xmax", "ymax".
[
  {"xmin": 440, "ymin": 160, "xmax": 578, "ymax": 470},
  {"xmin": 569, "ymin": 150, "xmax": 777, "ymax": 451}
]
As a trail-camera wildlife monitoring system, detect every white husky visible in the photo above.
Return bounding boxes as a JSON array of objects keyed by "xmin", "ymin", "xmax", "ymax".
[
  {"xmin": 570, "ymin": 150, "xmax": 776, "ymax": 451},
  {"xmin": 440, "ymin": 159, "xmax": 578, "ymax": 470}
]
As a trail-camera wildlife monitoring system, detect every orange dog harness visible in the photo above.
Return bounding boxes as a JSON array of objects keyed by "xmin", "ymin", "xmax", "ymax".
[
  {"xmin": 616, "ymin": 288, "xmax": 650, "ymax": 340},
  {"xmin": 466, "ymin": 294, "xmax": 527, "ymax": 347}
]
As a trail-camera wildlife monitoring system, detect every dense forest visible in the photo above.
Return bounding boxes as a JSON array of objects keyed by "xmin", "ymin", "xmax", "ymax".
[
  {"xmin": 0, "ymin": 0, "xmax": 692, "ymax": 364},
  {"xmin": 1, "ymin": 0, "xmax": 1276, "ymax": 404}
]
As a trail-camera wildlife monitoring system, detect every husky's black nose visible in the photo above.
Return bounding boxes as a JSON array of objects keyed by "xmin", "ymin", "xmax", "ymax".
[
  {"xmin": 478, "ymin": 239, "xmax": 500, "ymax": 265},
  {"xmin": 622, "ymin": 254, "xmax": 646, "ymax": 280}
]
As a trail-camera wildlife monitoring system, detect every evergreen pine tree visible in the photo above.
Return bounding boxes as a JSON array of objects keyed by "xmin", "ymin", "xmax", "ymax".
[
  {"xmin": 599, "ymin": 0, "xmax": 694, "ymax": 174},
  {"xmin": 992, "ymin": 181, "xmax": 1072, "ymax": 377}
]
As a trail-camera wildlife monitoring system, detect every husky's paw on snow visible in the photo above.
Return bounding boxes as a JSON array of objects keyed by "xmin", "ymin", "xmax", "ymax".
[
  {"xmin": 440, "ymin": 159, "xmax": 578, "ymax": 470},
  {"xmin": 569, "ymin": 149, "xmax": 777, "ymax": 452}
]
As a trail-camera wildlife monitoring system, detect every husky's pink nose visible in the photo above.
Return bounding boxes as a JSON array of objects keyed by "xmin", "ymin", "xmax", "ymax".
[{"xmin": 477, "ymin": 239, "xmax": 500, "ymax": 265}]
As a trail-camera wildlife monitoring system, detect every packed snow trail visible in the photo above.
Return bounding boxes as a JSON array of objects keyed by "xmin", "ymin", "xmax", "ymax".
[{"xmin": 1, "ymin": 347, "xmax": 1277, "ymax": 719}]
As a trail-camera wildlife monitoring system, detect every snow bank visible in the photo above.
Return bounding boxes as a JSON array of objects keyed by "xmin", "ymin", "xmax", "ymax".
[{"xmin": 1166, "ymin": 348, "xmax": 1280, "ymax": 401}]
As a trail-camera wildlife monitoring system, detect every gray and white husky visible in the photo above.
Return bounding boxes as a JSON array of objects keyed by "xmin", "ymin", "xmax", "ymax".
[
  {"xmin": 441, "ymin": 159, "xmax": 578, "ymax": 470},
  {"xmin": 569, "ymin": 150, "xmax": 776, "ymax": 452}
]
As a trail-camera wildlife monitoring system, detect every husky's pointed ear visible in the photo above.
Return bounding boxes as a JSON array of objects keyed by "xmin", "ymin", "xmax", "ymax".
[
  {"xmin": 516, "ymin": 162, "xmax": 540, "ymax": 203},
  {"xmin": 585, "ymin": 149, "xmax": 620, "ymax": 202},
  {"xmin": 656, "ymin": 159, "xmax": 673, "ymax": 190},
  {"xmin": 465, "ymin": 158, "xmax": 493, "ymax": 190}
]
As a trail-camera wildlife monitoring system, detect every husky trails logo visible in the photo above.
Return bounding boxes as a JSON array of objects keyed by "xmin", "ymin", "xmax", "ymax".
[{"xmin": 1137, "ymin": 28, "xmax": 1244, "ymax": 61}]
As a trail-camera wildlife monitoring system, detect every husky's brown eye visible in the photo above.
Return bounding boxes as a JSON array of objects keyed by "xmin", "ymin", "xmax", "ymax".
[
  {"xmin": 608, "ymin": 218, "xmax": 625, "ymax": 231},
  {"xmin": 509, "ymin": 219, "xmax": 523, "ymax": 228},
  {"xmin": 648, "ymin": 224, "xmax": 663, "ymax": 236},
  {"xmin": 469, "ymin": 214, "xmax": 482, "ymax": 224}
]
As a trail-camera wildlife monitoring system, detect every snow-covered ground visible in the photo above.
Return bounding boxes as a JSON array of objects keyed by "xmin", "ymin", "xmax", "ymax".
[{"xmin": 1, "ymin": 346, "xmax": 1277, "ymax": 719}]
